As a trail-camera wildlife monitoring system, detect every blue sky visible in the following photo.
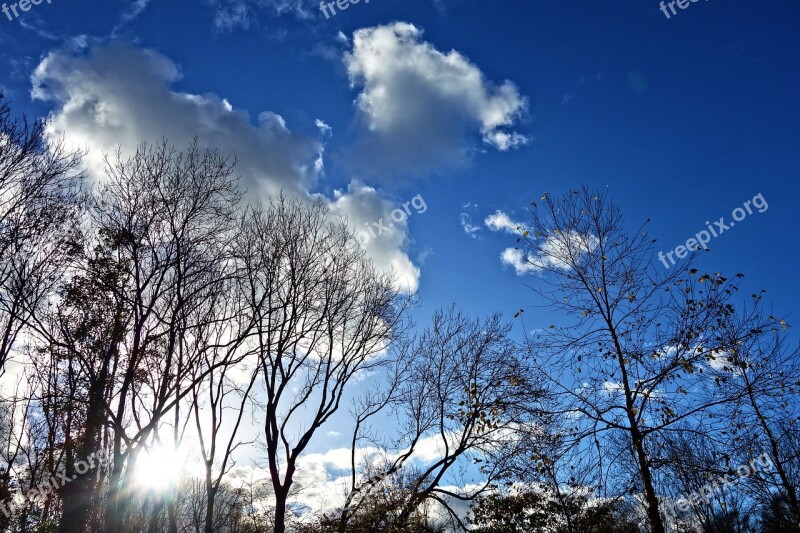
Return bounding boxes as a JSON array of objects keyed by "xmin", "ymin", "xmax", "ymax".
[{"xmin": 1, "ymin": 0, "xmax": 798, "ymax": 514}]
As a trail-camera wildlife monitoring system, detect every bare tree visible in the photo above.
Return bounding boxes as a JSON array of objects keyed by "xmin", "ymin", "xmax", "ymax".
[
  {"xmin": 238, "ymin": 196, "xmax": 402, "ymax": 533},
  {"xmin": 0, "ymin": 93, "xmax": 84, "ymax": 374},
  {"xmin": 26, "ymin": 141, "xmax": 244, "ymax": 532},
  {"xmin": 336, "ymin": 308, "xmax": 540, "ymax": 532},
  {"xmin": 516, "ymin": 188, "xmax": 783, "ymax": 533},
  {"xmin": 719, "ymin": 323, "xmax": 800, "ymax": 525},
  {"xmin": 187, "ymin": 267, "xmax": 260, "ymax": 533}
]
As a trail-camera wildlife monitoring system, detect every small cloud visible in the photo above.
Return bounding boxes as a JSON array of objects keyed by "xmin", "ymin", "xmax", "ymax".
[
  {"xmin": 484, "ymin": 210, "xmax": 524, "ymax": 234},
  {"xmin": 115, "ymin": 0, "xmax": 152, "ymax": 31},
  {"xmin": 315, "ymin": 119, "xmax": 332, "ymax": 136},
  {"xmin": 561, "ymin": 94, "xmax": 573, "ymax": 106},
  {"xmin": 326, "ymin": 431, "xmax": 342, "ymax": 438},
  {"xmin": 417, "ymin": 247, "xmax": 434, "ymax": 265},
  {"xmin": 210, "ymin": 0, "xmax": 256, "ymax": 32},
  {"xmin": 459, "ymin": 212, "xmax": 481, "ymax": 239},
  {"xmin": 499, "ymin": 232, "xmax": 598, "ymax": 275},
  {"xmin": 500, "ymin": 248, "xmax": 538, "ymax": 275},
  {"xmin": 484, "ymin": 130, "xmax": 529, "ymax": 151}
]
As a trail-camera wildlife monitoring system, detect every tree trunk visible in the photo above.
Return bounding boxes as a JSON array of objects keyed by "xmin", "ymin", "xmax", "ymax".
[
  {"xmin": 610, "ymin": 325, "xmax": 665, "ymax": 533},
  {"xmin": 103, "ymin": 443, "xmax": 137, "ymax": 532},
  {"xmin": 60, "ymin": 365, "xmax": 108, "ymax": 533},
  {"xmin": 103, "ymin": 460, "xmax": 124, "ymax": 532},
  {"xmin": 274, "ymin": 488, "xmax": 289, "ymax": 533},
  {"xmin": 146, "ymin": 498, "xmax": 165, "ymax": 533},
  {"xmin": 58, "ymin": 477, "xmax": 85, "ymax": 533},
  {"xmin": 631, "ymin": 427, "xmax": 665, "ymax": 533},
  {"xmin": 204, "ymin": 483, "xmax": 217, "ymax": 533}
]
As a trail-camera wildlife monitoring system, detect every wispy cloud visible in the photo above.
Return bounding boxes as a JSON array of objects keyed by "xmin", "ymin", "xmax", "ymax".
[
  {"xmin": 460, "ymin": 212, "xmax": 482, "ymax": 238},
  {"xmin": 114, "ymin": 0, "xmax": 153, "ymax": 32},
  {"xmin": 485, "ymin": 209, "xmax": 525, "ymax": 234}
]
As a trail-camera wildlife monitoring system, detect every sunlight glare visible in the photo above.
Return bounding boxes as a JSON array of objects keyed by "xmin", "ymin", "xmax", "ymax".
[{"xmin": 135, "ymin": 444, "xmax": 184, "ymax": 492}]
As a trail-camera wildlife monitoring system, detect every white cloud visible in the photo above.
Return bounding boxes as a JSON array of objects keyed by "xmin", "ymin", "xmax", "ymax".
[
  {"xmin": 31, "ymin": 43, "xmax": 322, "ymax": 197},
  {"xmin": 483, "ymin": 130, "xmax": 529, "ymax": 151},
  {"xmin": 499, "ymin": 232, "xmax": 598, "ymax": 276},
  {"xmin": 603, "ymin": 381, "xmax": 624, "ymax": 395},
  {"xmin": 203, "ymin": 1, "xmax": 465, "ymax": 33},
  {"xmin": 655, "ymin": 345, "xmax": 678, "ymax": 359},
  {"xmin": 344, "ymin": 22, "xmax": 529, "ymax": 177},
  {"xmin": 459, "ymin": 212, "xmax": 481, "ymax": 238},
  {"xmin": 485, "ymin": 209, "xmax": 524, "ymax": 234},
  {"xmin": 210, "ymin": 1, "xmax": 256, "ymax": 32},
  {"xmin": 31, "ymin": 43, "xmax": 421, "ymax": 292},
  {"xmin": 315, "ymin": 119, "xmax": 333, "ymax": 136},
  {"xmin": 408, "ymin": 433, "xmax": 451, "ymax": 464},
  {"xmin": 325, "ymin": 182, "xmax": 421, "ymax": 292},
  {"xmin": 116, "ymin": 0, "xmax": 152, "ymax": 29},
  {"xmin": 216, "ymin": 434, "xmax": 487, "ymax": 520},
  {"xmin": 500, "ymin": 247, "xmax": 538, "ymax": 275},
  {"xmin": 299, "ymin": 447, "xmax": 357, "ymax": 472},
  {"xmin": 206, "ymin": 0, "xmax": 321, "ymax": 30}
]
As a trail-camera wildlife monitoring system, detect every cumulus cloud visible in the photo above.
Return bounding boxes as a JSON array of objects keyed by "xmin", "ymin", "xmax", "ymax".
[
  {"xmin": 31, "ymin": 43, "xmax": 421, "ymax": 292},
  {"xmin": 500, "ymin": 248, "xmax": 538, "ymax": 275},
  {"xmin": 344, "ymin": 22, "xmax": 529, "ymax": 177},
  {"xmin": 32, "ymin": 43, "xmax": 322, "ymax": 197},
  {"xmin": 326, "ymin": 182, "xmax": 421, "ymax": 292},
  {"xmin": 218, "ymin": 432, "xmax": 485, "ymax": 520},
  {"xmin": 288, "ymin": 432, "xmax": 470, "ymax": 515},
  {"xmin": 485, "ymin": 210, "xmax": 597, "ymax": 276}
]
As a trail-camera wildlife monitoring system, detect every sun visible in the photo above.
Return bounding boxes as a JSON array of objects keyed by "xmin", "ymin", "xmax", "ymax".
[{"xmin": 135, "ymin": 443, "xmax": 184, "ymax": 492}]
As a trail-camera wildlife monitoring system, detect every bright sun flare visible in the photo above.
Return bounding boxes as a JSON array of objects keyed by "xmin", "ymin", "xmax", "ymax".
[{"xmin": 135, "ymin": 444, "xmax": 184, "ymax": 491}]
